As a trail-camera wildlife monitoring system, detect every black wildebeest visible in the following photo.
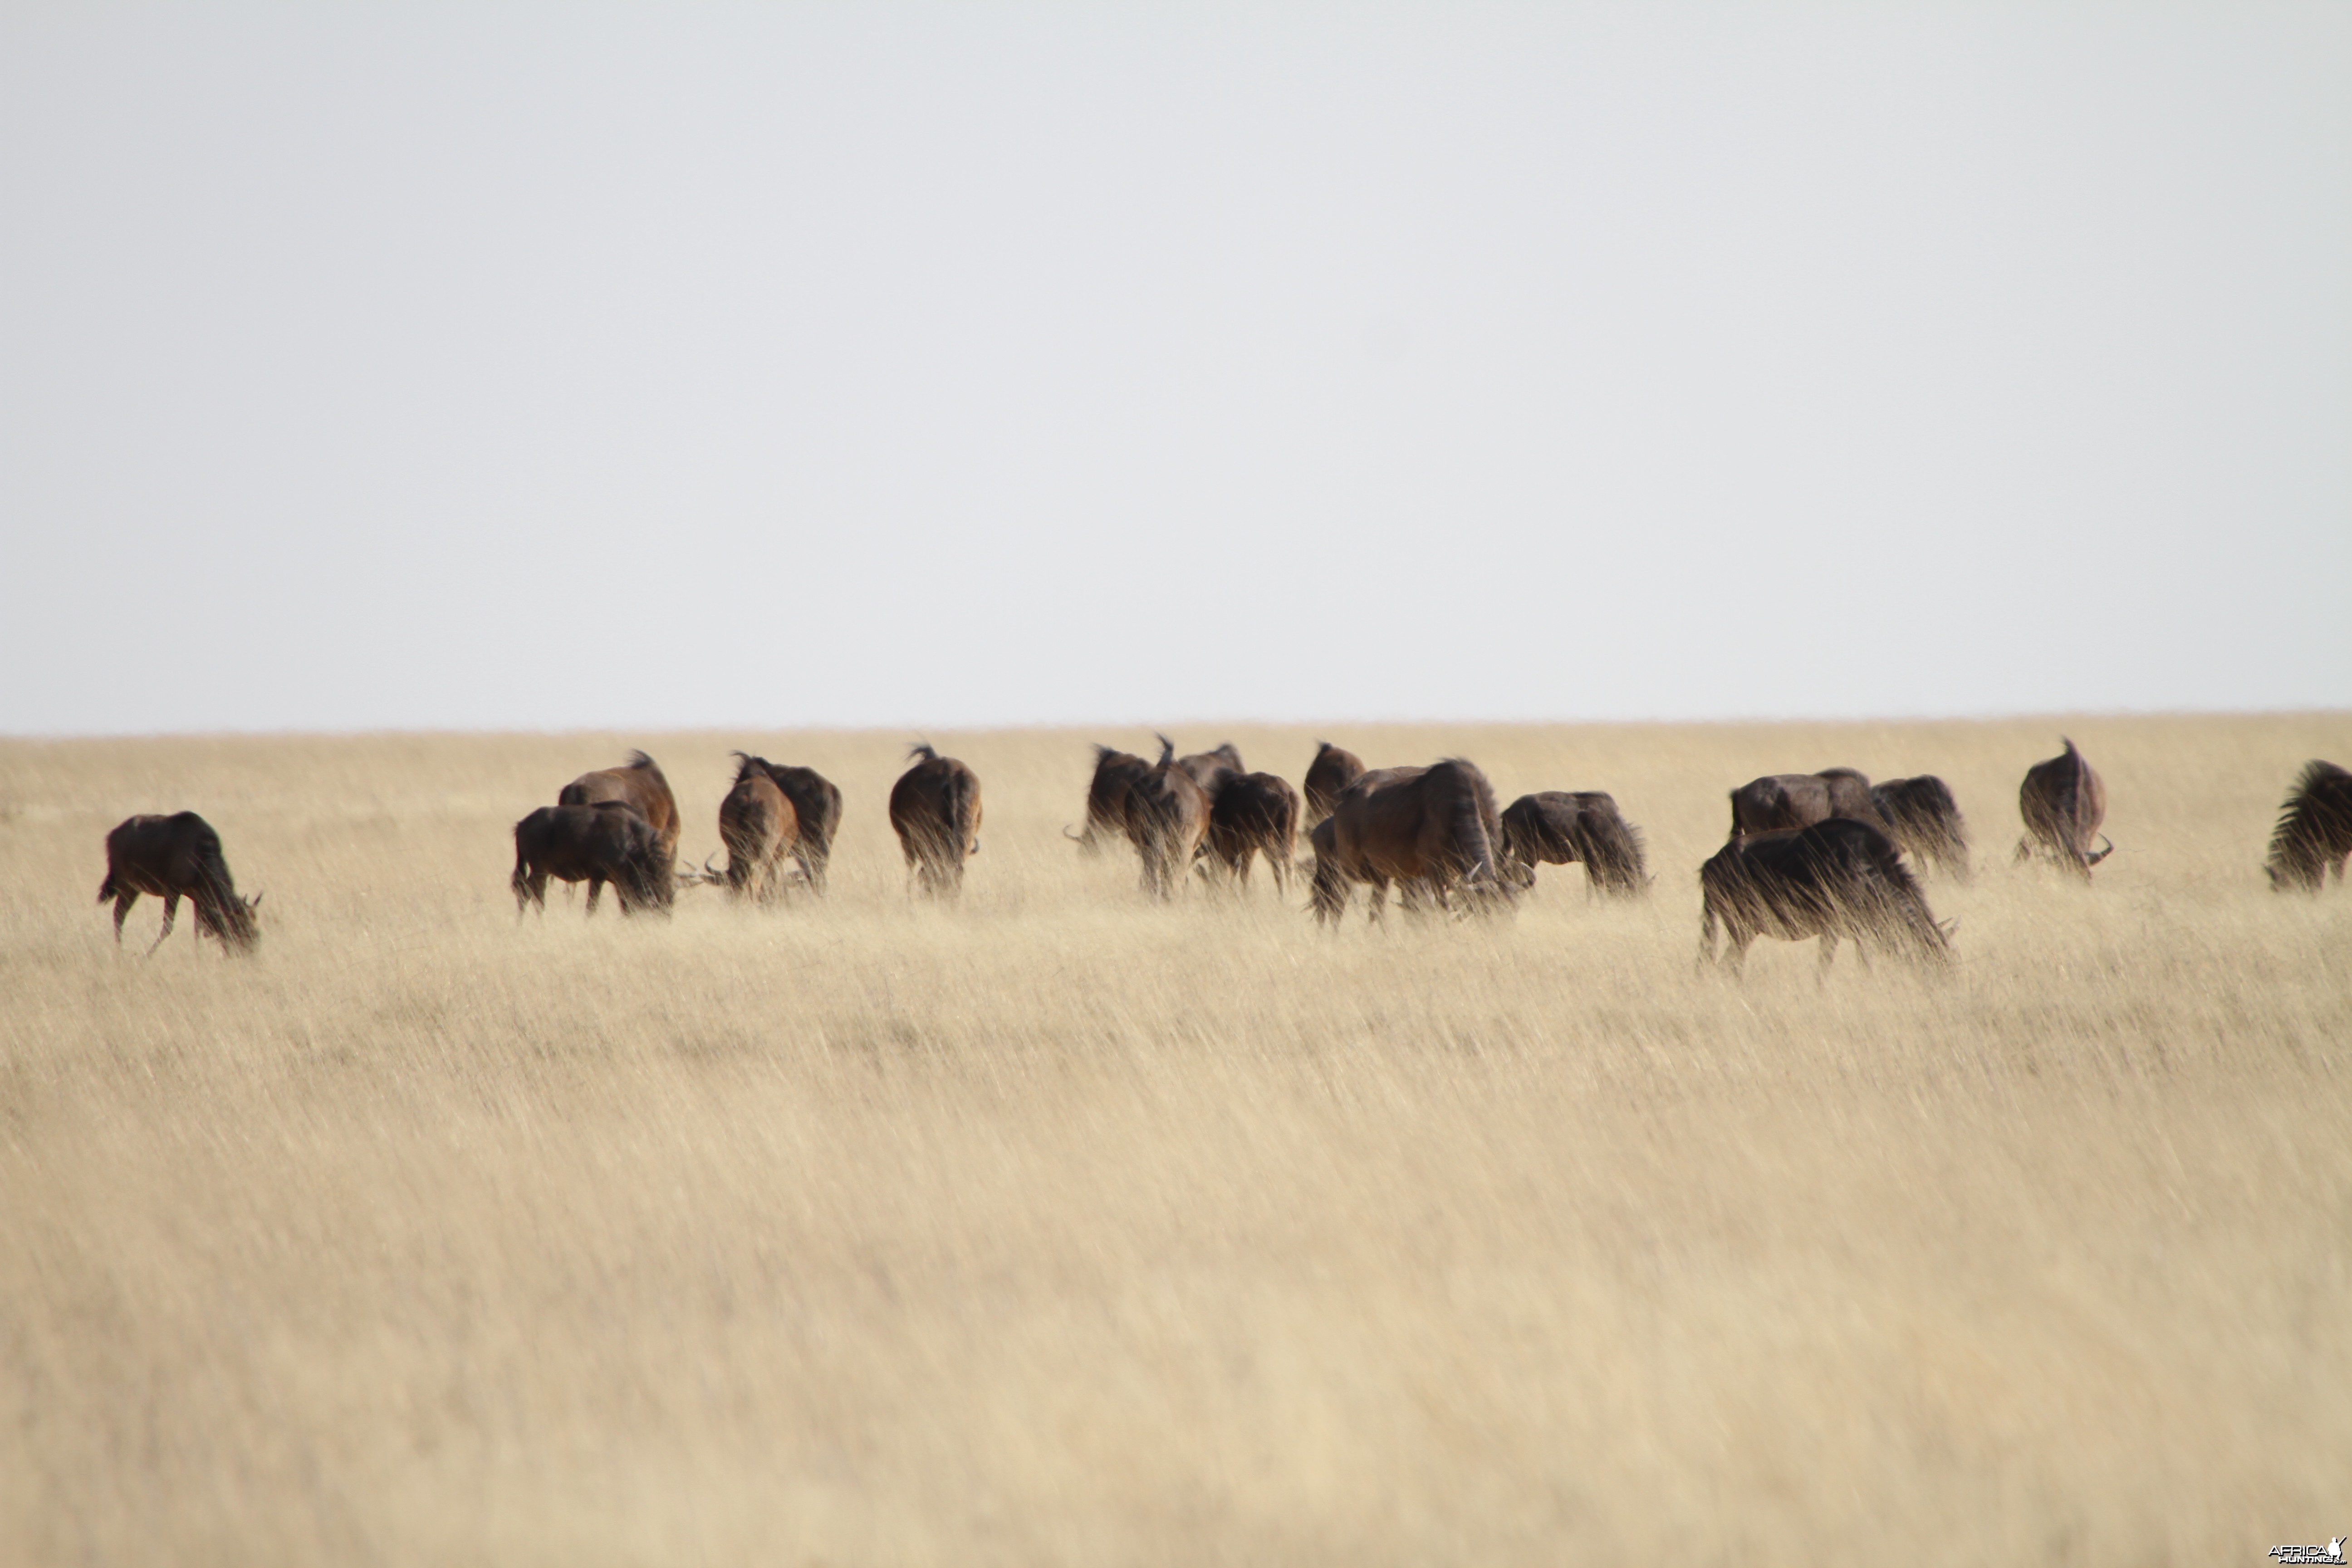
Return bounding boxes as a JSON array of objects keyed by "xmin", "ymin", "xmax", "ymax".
[
  {"xmin": 2266, "ymin": 760, "xmax": 2352, "ymax": 893},
  {"xmin": 1309, "ymin": 760, "xmax": 1514, "ymax": 926},
  {"xmin": 2015, "ymin": 738, "xmax": 2111, "ymax": 878},
  {"xmin": 1303, "ymin": 741, "xmax": 1367, "ymax": 827},
  {"xmin": 1204, "ymin": 771, "xmax": 1301, "ymax": 894},
  {"xmin": 512, "ymin": 801, "xmax": 675, "ymax": 916},
  {"xmin": 1699, "ymin": 817, "xmax": 1951, "ymax": 979},
  {"xmin": 1870, "ymin": 775, "xmax": 1971, "ymax": 881},
  {"xmin": 1122, "ymin": 735, "xmax": 1213, "ymax": 900},
  {"xmin": 559, "ymin": 751, "xmax": 681, "ymax": 863},
  {"xmin": 98, "ymin": 812, "xmax": 260, "ymax": 955},
  {"xmin": 890, "ymin": 743, "xmax": 983, "ymax": 897},
  {"xmin": 1068, "ymin": 745, "xmax": 1152, "ymax": 855},
  {"xmin": 1728, "ymin": 769, "xmax": 1886, "ymax": 838},
  {"xmin": 735, "ymin": 754, "xmax": 843, "ymax": 894},
  {"xmin": 1497, "ymin": 791, "xmax": 1650, "ymax": 899},
  {"xmin": 707, "ymin": 755, "xmax": 801, "ymax": 902}
]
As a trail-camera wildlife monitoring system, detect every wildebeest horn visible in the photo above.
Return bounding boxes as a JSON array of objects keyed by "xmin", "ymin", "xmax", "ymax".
[
  {"xmin": 1063, "ymin": 824, "xmax": 1085, "ymax": 842},
  {"xmin": 2086, "ymin": 835, "xmax": 2115, "ymax": 866}
]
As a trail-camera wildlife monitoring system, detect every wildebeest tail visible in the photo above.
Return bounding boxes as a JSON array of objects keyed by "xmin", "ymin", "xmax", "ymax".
[
  {"xmin": 1437, "ymin": 760, "xmax": 1500, "ymax": 884},
  {"xmin": 907, "ymin": 741, "xmax": 939, "ymax": 763}
]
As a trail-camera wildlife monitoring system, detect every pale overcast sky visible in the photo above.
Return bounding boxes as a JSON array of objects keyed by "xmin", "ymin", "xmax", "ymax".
[{"xmin": 3, "ymin": 4, "xmax": 2346, "ymax": 735}]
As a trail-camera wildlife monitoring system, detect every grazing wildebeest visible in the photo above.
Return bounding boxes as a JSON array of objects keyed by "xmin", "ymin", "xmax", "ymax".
[
  {"xmin": 2014, "ymin": 738, "xmax": 2111, "ymax": 878},
  {"xmin": 710, "ymin": 754, "xmax": 801, "ymax": 902},
  {"xmin": 1067, "ymin": 745, "xmax": 1152, "ymax": 855},
  {"xmin": 1728, "ymin": 769, "xmax": 1885, "ymax": 838},
  {"xmin": 559, "ymin": 751, "xmax": 681, "ymax": 862},
  {"xmin": 1869, "ymin": 775, "xmax": 1971, "ymax": 881},
  {"xmin": 1204, "ymin": 771, "xmax": 1301, "ymax": 894},
  {"xmin": 1309, "ymin": 759, "xmax": 1514, "ymax": 926},
  {"xmin": 1497, "ymin": 791, "xmax": 1650, "ymax": 899},
  {"xmin": 98, "ymin": 813, "xmax": 260, "ymax": 955},
  {"xmin": 1122, "ymin": 735, "xmax": 1213, "ymax": 901},
  {"xmin": 737, "ymin": 755, "xmax": 843, "ymax": 894},
  {"xmin": 1303, "ymin": 741, "xmax": 1367, "ymax": 827},
  {"xmin": 511, "ymin": 801, "xmax": 675, "ymax": 916},
  {"xmin": 2266, "ymin": 760, "xmax": 2352, "ymax": 893},
  {"xmin": 1699, "ymin": 817, "xmax": 1951, "ymax": 979},
  {"xmin": 889, "ymin": 743, "xmax": 983, "ymax": 897}
]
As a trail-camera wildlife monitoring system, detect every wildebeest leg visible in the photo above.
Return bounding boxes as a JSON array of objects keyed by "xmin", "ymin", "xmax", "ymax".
[
  {"xmin": 585, "ymin": 877, "xmax": 604, "ymax": 915},
  {"xmin": 146, "ymin": 892, "xmax": 179, "ymax": 956},
  {"xmin": 1365, "ymin": 875, "xmax": 1391, "ymax": 925},
  {"xmin": 1725, "ymin": 931, "xmax": 1754, "ymax": 979},
  {"xmin": 2013, "ymin": 837, "xmax": 2033, "ymax": 866},
  {"xmin": 112, "ymin": 890, "xmax": 138, "ymax": 945},
  {"xmin": 1816, "ymin": 932, "xmax": 1839, "ymax": 985},
  {"xmin": 1697, "ymin": 902, "xmax": 1718, "ymax": 972}
]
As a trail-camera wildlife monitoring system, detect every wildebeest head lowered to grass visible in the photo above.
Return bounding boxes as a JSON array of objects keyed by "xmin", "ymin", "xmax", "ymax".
[
  {"xmin": 1303, "ymin": 741, "xmax": 1367, "ymax": 827},
  {"xmin": 1122, "ymin": 735, "xmax": 1212, "ymax": 901},
  {"xmin": 1497, "ymin": 791, "xmax": 1650, "ymax": 899},
  {"xmin": 2265, "ymin": 759, "xmax": 2352, "ymax": 893},
  {"xmin": 1699, "ymin": 817, "xmax": 1951, "ymax": 980},
  {"xmin": 1728, "ymin": 769, "xmax": 1886, "ymax": 839},
  {"xmin": 890, "ymin": 744, "xmax": 983, "ymax": 898},
  {"xmin": 703, "ymin": 754, "xmax": 801, "ymax": 903},
  {"xmin": 98, "ymin": 812, "xmax": 261, "ymax": 955},
  {"xmin": 1310, "ymin": 759, "xmax": 1515, "ymax": 926},
  {"xmin": 512, "ymin": 801, "xmax": 675, "ymax": 917},
  {"xmin": 1068, "ymin": 745, "xmax": 1152, "ymax": 856},
  {"xmin": 559, "ymin": 751, "xmax": 681, "ymax": 862},
  {"xmin": 1869, "ymin": 775, "xmax": 1971, "ymax": 882},
  {"xmin": 2014, "ymin": 738, "xmax": 2111, "ymax": 879}
]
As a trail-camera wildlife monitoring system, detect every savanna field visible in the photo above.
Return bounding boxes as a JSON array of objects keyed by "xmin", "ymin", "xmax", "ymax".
[{"xmin": 2, "ymin": 715, "xmax": 2347, "ymax": 1566}]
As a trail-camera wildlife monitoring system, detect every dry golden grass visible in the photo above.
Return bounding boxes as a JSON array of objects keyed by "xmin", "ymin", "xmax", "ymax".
[{"xmin": 2, "ymin": 715, "xmax": 2348, "ymax": 1565}]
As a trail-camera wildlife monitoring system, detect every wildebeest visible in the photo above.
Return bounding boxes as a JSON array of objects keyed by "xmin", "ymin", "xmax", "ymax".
[
  {"xmin": 1497, "ymin": 791, "xmax": 1650, "ymax": 899},
  {"xmin": 1309, "ymin": 759, "xmax": 1514, "ymax": 926},
  {"xmin": 511, "ymin": 800, "xmax": 675, "ymax": 916},
  {"xmin": 1728, "ymin": 769, "xmax": 1885, "ymax": 839},
  {"xmin": 559, "ymin": 751, "xmax": 681, "ymax": 863},
  {"xmin": 98, "ymin": 812, "xmax": 260, "ymax": 955},
  {"xmin": 1122, "ymin": 736, "xmax": 1213, "ymax": 900},
  {"xmin": 708, "ymin": 754, "xmax": 801, "ymax": 902},
  {"xmin": 889, "ymin": 743, "xmax": 983, "ymax": 897},
  {"xmin": 2014, "ymin": 738, "xmax": 2111, "ymax": 878},
  {"xmin": 736, "ymin": 755, "xmax": 843, "ymax": 894},
  {"xmin": 2265, "ymin": 760, "xmax": 2352, "ymax": 893},
  {"xmin": 1204, "ymin": 771, "xmax": 1301, "ymax": 894},
  {"xmin": 1303, "ymin": 741, "xmax": 1367, "ymax": 826},
  {"xmin": 1067, "ymin": 745, "xmax": 1152, "ymax": 855},
  {"xmin": 1869, "ymin": 775, "xmax": 1971, "ymax": 881},
  {"xmin": 1699, "ymin": 817, "xmax": 1951, "ymax": 979}
]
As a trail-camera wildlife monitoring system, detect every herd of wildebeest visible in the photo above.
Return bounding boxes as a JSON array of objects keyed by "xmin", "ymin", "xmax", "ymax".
[{"xmin": 92, "ymin": 737, "xmax": 2352, "ymax": 976}]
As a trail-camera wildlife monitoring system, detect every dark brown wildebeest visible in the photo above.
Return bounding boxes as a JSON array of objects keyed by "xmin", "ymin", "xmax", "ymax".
[
  {"xmin": 1309, "ymin": 759, "xmax": 1514, "ymax": 926},
  {"xmin": 512, "ymin": 800, "xmax": 675, "ymax": 916},
  {"xmin": 890, "ymin": 743, "xmax": 983, "ymax": 898},
  {"xmin": 98, "ymin": 812, "xmax": 260, "ymax": 955},
  {"xmin": 1869, "ymin": 775, "xmax": 1971, "ymax": 881},
  {"xmin": 559, "ymin": 751, "xmax": 681, "ymax": 863},
  {"xmin": 708, "ymin": 754, "xmax": 801, "ymax": 902},
  {"xmin": 1727, "ymin": 769, "xmax": 1886, "ymax": 839},
  {"xmin": 1497, "ymin": 791, "xmax": 1650, "ymax": 899},
  {"xmin": 1699, "ymin": 817, "xmax": 1951, "ymax": 979},
  {"xmin": 2014, "ymin": 738, "xmax": 2111, "ymax": 878},
  {"xmin": 1122, "ymin": 735, "xmax": 1213, "ymax": 900},
  {"xmin": 2266, "ymin": 760, "xmax": 2352, "ymax": 893},
  {"xmin": 737, "ymin": 755, "xmax": 843, "ymax": 894},
  {"xmin": 1067, "ymin": 745, "xmax": 1152, "ymax": 855},
  {"xmin": 1303, "ymin": 741, "xmax": 1367, "ymax": 827},
  {"xmin": 1204, "ymin": 771, "xmax": 1301, "ymax": 894}
]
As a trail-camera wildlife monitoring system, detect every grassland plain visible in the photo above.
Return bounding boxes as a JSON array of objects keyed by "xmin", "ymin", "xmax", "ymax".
[{"xmin": 1, "ymin": 715, "xmax": 2348, "ymax": 1567}]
